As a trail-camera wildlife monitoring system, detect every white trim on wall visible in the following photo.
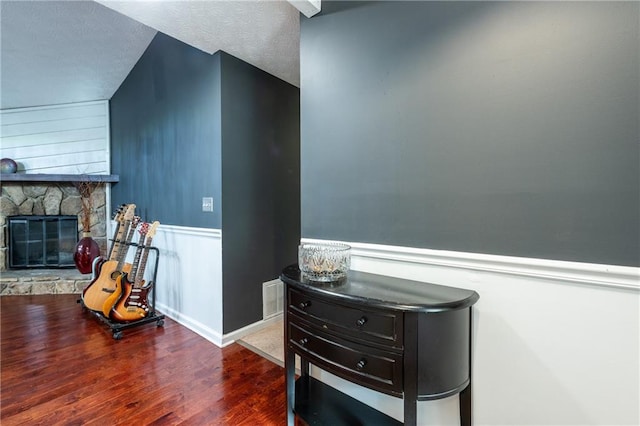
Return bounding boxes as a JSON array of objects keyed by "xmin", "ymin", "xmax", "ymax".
[
  {"xmin": 144, "ymin": 224, "xmax": 224, "ymax": 346},
  {"xmin": 157, "ymin": 224, "xmax": 222, "ymax": 239},
  {"xmin": 220, "ymin": 314, "xmax": 283, "ymax": 348},
  {"xmin": 302, "ymin": 238, "xmax": 639, "ymax": 292},
  {"xmin": 155, "ymin": 301, "xmax": 224, "ymax": 345},
  {"xmin": 141, "ymin": 224, "xmax": 280, "ymax": 348},
  {"xmin": 301, "ymin": 238, "xmax": 639, "ymax": 425},
  {"xmin": 157, "ymin": 301, "xmax": 284, "ymax": 348}
]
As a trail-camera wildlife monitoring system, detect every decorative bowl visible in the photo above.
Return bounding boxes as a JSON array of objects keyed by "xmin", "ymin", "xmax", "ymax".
[
  {"xmin": 298, "ymin": 242, "xmax": 351, "ymax": 282},
  {"xmin": 0, "ymin": 158, "xmax": 18, "ymax": 174}
]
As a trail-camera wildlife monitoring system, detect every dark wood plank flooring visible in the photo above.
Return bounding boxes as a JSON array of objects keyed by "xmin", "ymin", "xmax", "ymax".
[{"xmin": 1, "ymin": 294, "xmax": 287, "ymax": 425}]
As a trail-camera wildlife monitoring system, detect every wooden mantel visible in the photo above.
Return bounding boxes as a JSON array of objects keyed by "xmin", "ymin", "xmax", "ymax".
[{"xmin": 0, "ymin": 174, "xmax": 119, "ymax": 183}]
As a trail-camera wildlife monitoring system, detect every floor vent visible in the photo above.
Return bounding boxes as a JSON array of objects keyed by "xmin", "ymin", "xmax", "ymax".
[{"xmin": 262, "ymin": 278, "xmax": 284, "ymax": 319}]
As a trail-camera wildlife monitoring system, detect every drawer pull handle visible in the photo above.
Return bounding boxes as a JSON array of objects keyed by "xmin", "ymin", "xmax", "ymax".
[
  {"xmin": 299, "ymin": 338, "xmax": 308, "ymax": 346},
  {"xmin": 299, "ymin": 301, "xmax": 311, "ymax": 309},
  {"xmin": 356, "ymin": 359, "xmax": 367, "ymax": 370},
  {"xmin": 356, "ymin": 316, "xmax": 367, "ymax": 326}
]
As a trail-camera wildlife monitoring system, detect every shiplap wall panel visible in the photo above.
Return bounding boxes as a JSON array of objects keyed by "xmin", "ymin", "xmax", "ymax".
[
  {"xmin": 21, "ymin": 150, "xmax": 107, "ymax": 172},
  {"xmin": 0, "ymin": 127, "xmax": 105, "ymax": 148},
  {"xmin": 0, "ymin": 101, "xmax": 110, "ymax": 174},
  {"xmin": 3, "ymin": 139, "xmax": 104, "ymax": 158},
  {"xmin": 25, "ymin": 162, "xmax": 108, "ymax": 175},
  {"xmin": 1, "ymin": 115, "xmax": 106, "ymax": 138},
  {"xmin": 0, "ymin": 103, "xmax": 106, "ymax": 125}
]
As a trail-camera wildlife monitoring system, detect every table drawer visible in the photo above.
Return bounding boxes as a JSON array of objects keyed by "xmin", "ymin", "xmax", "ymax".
[
  {"xmin": 289, "ymin": 288, "xmax": 402, "ymax": 347},
  {"xmin": 289, "ymin": 321, "xmax": 403, "ymax": 396}
]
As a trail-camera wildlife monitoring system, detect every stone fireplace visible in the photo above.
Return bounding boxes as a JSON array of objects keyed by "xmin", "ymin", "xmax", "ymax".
[
  {"xmin": 7, "ymin": 215, "xmax": 78, "ymax": 268},
  {"xmin": 0, "ymin": 181, "xmax": 108, "ymax": 272}
]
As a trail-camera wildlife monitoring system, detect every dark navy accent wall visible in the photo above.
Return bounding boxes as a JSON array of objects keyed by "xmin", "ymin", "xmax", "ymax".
[
  {"xmin": 110, "ymin": 33, "xmax": 222, "ymax": 228},
  {"xmin": 300, "ymin": 1, "xmax": 639, "ymax": 266},
  {"xmin": 220, "ymin": 53, "xmax": 300, "ymax": 333}
]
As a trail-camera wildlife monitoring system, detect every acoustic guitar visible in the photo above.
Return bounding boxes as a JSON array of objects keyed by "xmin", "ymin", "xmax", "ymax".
[
  {"xmin": 92, "ymin": 204, "xmax": 126, "ymax": 277},
  {"xmin": 81, "ymin": 204, "xmax": 137, "ymax": 315},
  {"xmin": 110, "ymin": 221, "xmax": 159, "ymax": 322},
  {"xmin": 105, "ymin": 204, "xmax": 128, "ymax": 261}
]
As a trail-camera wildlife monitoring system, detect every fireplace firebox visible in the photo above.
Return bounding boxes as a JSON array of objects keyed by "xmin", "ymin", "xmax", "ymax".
[{"xmin": 8, "ymin": 215, "xmax": 78, "ymax": 269}]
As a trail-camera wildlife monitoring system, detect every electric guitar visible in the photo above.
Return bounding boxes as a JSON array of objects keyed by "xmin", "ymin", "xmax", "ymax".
[
  {"xmin": 81, "ymin": 204, "xmax": 137, "ymax": 315},
  {"xmin": 110, "ymin": 221, "xmax": 159, "ymax": 322},
  {"xmin": 99, "ymin": 214, "xmax": 141, "ymax": 317}
]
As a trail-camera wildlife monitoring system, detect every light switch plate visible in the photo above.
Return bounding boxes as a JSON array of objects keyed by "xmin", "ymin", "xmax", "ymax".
[{"xmin": 202, "ymin": 197, "xmax": 214, "ymax": 212}]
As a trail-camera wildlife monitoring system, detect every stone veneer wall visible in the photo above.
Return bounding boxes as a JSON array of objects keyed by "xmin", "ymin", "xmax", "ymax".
[{"xmin": 0, "ymin": 182, "xmax": 108, "ymax": 272}]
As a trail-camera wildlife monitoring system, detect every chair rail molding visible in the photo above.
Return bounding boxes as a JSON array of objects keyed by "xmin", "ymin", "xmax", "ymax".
[{"xmin": 302, "ymin": 238, "xmax": 639, "ymax": 292}]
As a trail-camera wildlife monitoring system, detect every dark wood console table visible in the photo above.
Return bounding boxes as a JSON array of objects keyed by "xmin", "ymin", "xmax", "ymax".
[{"xmin": 281, "ymin": 265, "xmax": 480, "ymax": 426}]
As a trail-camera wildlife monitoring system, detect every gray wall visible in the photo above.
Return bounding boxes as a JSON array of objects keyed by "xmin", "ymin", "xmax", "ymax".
[
  {"xmin": 110, "ymin": 33, "xmax": 222, "ymax": 228},
  {"xmin": 220, "ymin": 54, "xmax": 300, "ymax": 333},
  {"xmin": 301, "ymin": 1, "xmax": 639, "ymax": 266},
  {"xmin": 110, "ymin": 34, "xmax": 300, "ymax": 333}
]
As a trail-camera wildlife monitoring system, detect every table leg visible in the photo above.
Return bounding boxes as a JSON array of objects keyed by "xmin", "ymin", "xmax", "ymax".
[
  {"xmin": 404, "ymin": 395, "xmax": 417, "ymax": 425},
  {"xmin": 404, "ymin": 312, "xmax": 418, "ymax": 425},
  {"xmin": 285, "ymin": 348, "xmax": 296, "ymax": 426},
  {"xmin": 460, "ymin": 307, "xmax": 474, "ymax": 426},
  {"xmin": 459, "ymin": 383, "xmax": 471, "ymax": 426}
]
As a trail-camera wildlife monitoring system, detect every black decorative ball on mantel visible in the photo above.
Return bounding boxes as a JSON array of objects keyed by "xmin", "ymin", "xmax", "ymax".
[{"xmin": 0, "ymin": 158, "xmax": 18, "ymax": 174}]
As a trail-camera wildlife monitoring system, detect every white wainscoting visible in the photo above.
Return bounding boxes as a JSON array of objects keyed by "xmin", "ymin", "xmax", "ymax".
[
  {"xmin": 145, "ymin": 225, "xmax": 224, "ymax": 346},
  {"xmin": 0, "ymin": 101, "xmax": 110, "ymax": 174},
  {"xmin": 146, "ymin": 225, "xmax": 279, "ymax": 347},
  {"xmin": 303, "ymin": 238, "xmax": 640, "ymax": 425}
]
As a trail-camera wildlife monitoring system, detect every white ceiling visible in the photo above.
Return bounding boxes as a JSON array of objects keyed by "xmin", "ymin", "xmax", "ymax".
[{"xmin": 0, "ymin": 0, "xmax": 303, "ymax": 111}]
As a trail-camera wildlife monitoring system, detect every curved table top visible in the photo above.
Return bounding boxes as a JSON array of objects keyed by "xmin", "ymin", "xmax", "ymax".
[{"xmin": 281, "ymin": 264, "xmax": 479, "ymax": 313}]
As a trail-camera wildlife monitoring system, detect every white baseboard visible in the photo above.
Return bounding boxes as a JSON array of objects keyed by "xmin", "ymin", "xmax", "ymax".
[
  {"xmin": 221, "ymin": 314, "xmax": 283, "ymax": 347},
  {"xmin": 157, "ymin": 301, "xmax": 283, "ymax": 348},
  {"xmin": 156, "ymin": 302, "xmax": 224, "ymax": 347}
]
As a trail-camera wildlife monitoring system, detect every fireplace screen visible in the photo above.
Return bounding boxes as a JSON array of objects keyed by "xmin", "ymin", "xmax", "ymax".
[{"xmin": 8, "ymin": 215, "xmax": 78, "ymax": 269}]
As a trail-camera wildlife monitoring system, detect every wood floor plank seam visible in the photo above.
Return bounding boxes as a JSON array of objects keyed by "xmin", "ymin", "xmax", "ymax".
[{"xmin": 1, "ymin": 295, "xmax": 288, "ymax": 425}]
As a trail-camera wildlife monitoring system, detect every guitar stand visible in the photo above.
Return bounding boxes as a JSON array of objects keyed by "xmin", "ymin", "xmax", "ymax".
[{"xmin": 78, "ymin": 245, "xmax": 165, "ymax": 340}]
